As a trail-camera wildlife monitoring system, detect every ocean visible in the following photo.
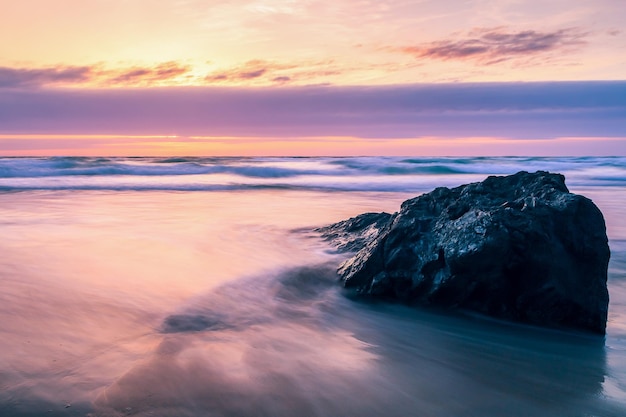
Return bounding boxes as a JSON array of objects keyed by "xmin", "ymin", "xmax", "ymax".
[{"xmin": 0, "ymin": 156, "xmax": 625, "ymax": 417}]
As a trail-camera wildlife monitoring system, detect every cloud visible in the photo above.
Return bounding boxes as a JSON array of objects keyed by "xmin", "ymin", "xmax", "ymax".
[
  {"xmin": 0, "ymin": 65, "xmax": 92, "ymax": 88},
  {"xmin": 0, "ymin": 58, "xmax": 399, "ymax": 88},
  {"xmin": 108, "ymin": 62, "xmax": 191, "ymax": 85},
  {"xmin": 205, "ymin": 60, "xmax": 296, "ymax": 83},
  {"xmin": 272, "ymin": 76, "xmax": 291, "ymax": 83},
  {"xmin": 399, "ymin": 28, "xmax": 587, "ymax": 65},
  {"xmin": 0, "ymin": 60, "xmax": 343, "ymax": 89},
  {"xmin": 0, "ymin": 82, "xmax": 624, "ymax": 139},
  {"xmin": 239, "ymin": 68, "xmax": 267, "ymax": 79},
  {"xmin": 204, "ymin": 59, "xmax": 344, "ymax": 85},
  {"xmin": 0, "ymin": 62, "xmax": 191, "ymax": 88}
]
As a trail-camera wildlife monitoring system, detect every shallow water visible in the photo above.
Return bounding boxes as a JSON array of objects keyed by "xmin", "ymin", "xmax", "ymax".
[{"xmin": 0, "ymin": 157, "xmax": 625, "ymax": 416}]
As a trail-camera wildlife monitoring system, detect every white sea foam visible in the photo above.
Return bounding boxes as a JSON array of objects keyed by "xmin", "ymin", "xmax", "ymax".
[{"xmin": 0, "ymin": 156, "xmax": 625, "ymax": 191}]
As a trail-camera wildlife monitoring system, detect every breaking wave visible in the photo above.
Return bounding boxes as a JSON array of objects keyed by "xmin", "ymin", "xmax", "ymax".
[{"xmin": 0, "ymin": 156, "xmax": 624, "ymax": 191}]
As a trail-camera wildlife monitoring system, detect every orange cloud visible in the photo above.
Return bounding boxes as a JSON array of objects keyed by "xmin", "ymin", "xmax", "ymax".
[
  {"xmin": 0, "ymin": 59, "xmax": 348, "ymax": 88},
  {"xmin": 205, "ymin": 60, "xmax": 297, "ymax": 83},
  {"xmin": 107, "ymin": 62, "xmax": 191, "ymax": 85}
]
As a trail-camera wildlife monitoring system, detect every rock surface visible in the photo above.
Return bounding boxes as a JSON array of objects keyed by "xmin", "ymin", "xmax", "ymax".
[{"xmin": 319, "ymin": 171, "xmax": 610, "ymax": 334}]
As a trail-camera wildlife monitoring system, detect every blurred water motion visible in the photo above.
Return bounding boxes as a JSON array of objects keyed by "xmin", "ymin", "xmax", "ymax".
[{"xmin": 0, "ymin": 161, "xmax": 624, "ymax": 416}]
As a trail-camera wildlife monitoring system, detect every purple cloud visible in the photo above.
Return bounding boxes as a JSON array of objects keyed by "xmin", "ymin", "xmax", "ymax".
[
  {"xmin": 0, "ymin": 65, "xmax": 92, "ymax": 88},
  {"xmin": 400, "ymin": 28, "xmax": 587, "ymax": 64},
  {"xmin": 0, "ymin": 62, "xmax": 191, "ymax": 88},
  {"xmin": 239, "ymin": 68, "xmax": 267, "ymax": 79},
  {"xmin": 0, "ymin": 82, "xmax": 624, "ymax": 139},
  {"xmin": 272, "ymin": 76, "xmax": 291, "ymax": 83}
]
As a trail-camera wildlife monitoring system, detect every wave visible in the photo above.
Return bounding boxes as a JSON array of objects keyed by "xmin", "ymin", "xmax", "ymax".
[
  {"xmin": 0, "ymin": 157, "xmax": 334, "ymax": 179},
  {"xmin": 0, "ymin": 156, "xmax": 625, "ymax": 191}
]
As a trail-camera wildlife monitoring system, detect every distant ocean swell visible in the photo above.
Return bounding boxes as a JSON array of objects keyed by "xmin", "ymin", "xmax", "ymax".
[{"xmin": 0, "ymin": 156, "xmax": 625, "ymax": 191}]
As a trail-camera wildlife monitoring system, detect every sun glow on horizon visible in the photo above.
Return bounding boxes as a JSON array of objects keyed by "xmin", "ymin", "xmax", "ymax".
[
  {"xmin": 0, "ymin": 1, "xmax": 624, "ymax": 156},
  {"xmin": 0, "ymin": 134, "xmax": 624, "ymax": 157}
]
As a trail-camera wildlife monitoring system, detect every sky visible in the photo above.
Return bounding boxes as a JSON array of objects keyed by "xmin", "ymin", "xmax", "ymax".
[{"xmin": 0, "ymin": 0, "xmax": 625, "ymax": 156}]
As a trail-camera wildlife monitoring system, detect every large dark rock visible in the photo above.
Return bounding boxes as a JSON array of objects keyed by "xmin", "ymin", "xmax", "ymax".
[{"xmin": 319, "ymin": 171, "xmax": 610, "ymax": 334}]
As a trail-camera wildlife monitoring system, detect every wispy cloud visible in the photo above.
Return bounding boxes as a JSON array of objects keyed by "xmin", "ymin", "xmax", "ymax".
[
  {"xmin": 0, "ymin": 59, "xmax": 352, "ymax": 88},
  {"xmin": 398, "ymin": 28, "xmax": 587, "ymax": 65},
  {"xmin": 107, "ymin": 62, "xmax": 191, "ymax": 85},
  {"xmin": 0, "ymin": 65, "xmax": 92, "ymax": 88},
  {"xmin": 204, "ymin": 60, "xmax": 300, "ymax": 84},
  {"xmin": 204, "ymin": 59, "xmax": 344, "ymax": 85},
  {"xmin": 0, "ymin": 62, "xmax": 192, "ymax": 88}
]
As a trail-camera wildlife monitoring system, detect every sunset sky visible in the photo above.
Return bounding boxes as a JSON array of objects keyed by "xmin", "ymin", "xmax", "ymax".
[{"xmin": 0, "ymin": 0, "xmax": 624, "ymax": 155}]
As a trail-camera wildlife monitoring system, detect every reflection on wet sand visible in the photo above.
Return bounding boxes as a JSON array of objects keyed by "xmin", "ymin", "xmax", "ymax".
[
  {"xmin": 93, "ymin": 264, "xmax": 613, "ymax": 417},
  {"xmin": 94, "ymin": 265, "xmax": 378, "ymax": 417},
  {"xmin": 0, "ymin": 189, "xmax": 624, "ymax": 417}
]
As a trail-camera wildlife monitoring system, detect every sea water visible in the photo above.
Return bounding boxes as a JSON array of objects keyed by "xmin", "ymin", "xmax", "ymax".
[{"xmin": 0, "ymin": 156, "xmax": 625, "ymax": 416}]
